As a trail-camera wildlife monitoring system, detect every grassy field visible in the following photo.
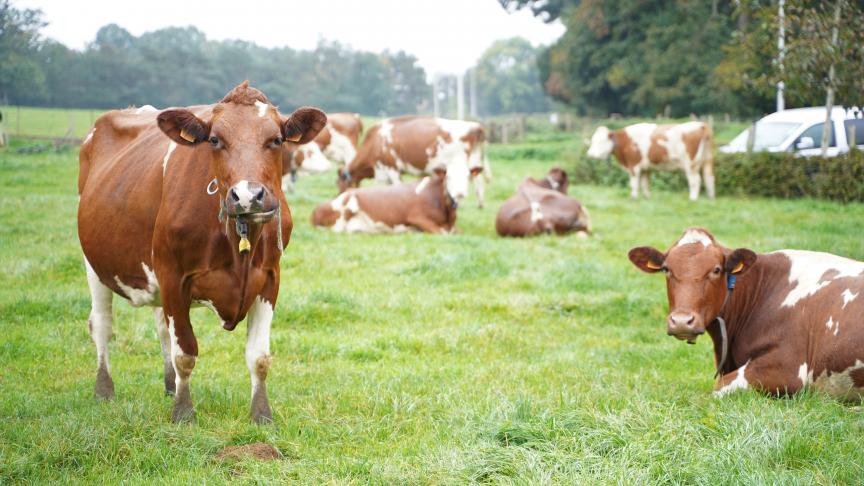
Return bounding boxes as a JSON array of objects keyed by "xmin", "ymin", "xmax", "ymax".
[{"xmin": 2, "ymin": 129, "xmax": 864, "ymax": 484}]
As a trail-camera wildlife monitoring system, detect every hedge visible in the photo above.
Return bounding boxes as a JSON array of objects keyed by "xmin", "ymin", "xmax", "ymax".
[{"xmin": 570, "ymin": 150, "xmax": 864, "ymax": 203}]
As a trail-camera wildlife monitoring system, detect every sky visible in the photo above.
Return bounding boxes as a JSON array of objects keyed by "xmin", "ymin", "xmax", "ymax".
[{"xmin": 16, "ymin": 0, "xmax": 564, "ymax": 77}]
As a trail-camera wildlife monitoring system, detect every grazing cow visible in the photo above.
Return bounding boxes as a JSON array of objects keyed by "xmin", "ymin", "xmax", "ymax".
[
  {"xmin": 312, "ymin": 169, "xmax": 457, "ymax": 234},
  {"xmin": 280, "ymin": 112, "xmax": 362, "ymax": 192},
  {"xmin": 338, "ymin": 116, "xmax": 491, "ymax": 207},
  {"xmin": 496, "ymin": 169, "xmax": 591, "ymax": 237},
  {"xmin": 586, "ymin": 121, "xmax": 715, "ymax": 200},
  {"xmin": 629, "ymin": 228, "xmax": 864, "ymax": 398},
  {"xmin": 78, "ymin": 82, "xmax": 326, "ymax": 423}
]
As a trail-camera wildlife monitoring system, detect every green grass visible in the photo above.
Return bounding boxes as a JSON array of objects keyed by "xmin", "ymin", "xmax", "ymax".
[{"xmin": 2, "ymin": 134, "xmax": 864, "ymax": 484}]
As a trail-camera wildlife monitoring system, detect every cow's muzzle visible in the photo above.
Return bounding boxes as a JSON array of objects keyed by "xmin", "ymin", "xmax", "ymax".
[
  {"xmin": 223, "ymin": 181, "xmax": 278, "ymax": 221},
  {"xmin": 667, "ymin": 312, "xmax": 705, "ymax": 344}
]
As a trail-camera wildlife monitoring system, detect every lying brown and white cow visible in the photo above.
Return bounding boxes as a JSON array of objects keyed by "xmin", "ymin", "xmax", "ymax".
[
  {"xmin": 281, "ymin": 112, "xmax": 363, "ymax": 192},
  {"xmin": 312, "ymin": 169, "xmax": 457, "ymax": 234},
  {"xmin": 78, "ymin": 82, "xmax": 326, "ymax": 422},
  {"xmin": 629, "ymin": 228, "xmax": 864, "ymax": 398},
  {"xmin": 586, "ymin": 122, "xmax": 715, "ymax": 200},
  {"xmin": 496, "ymin": 168, "xmax": 591, "ymax": 237},
  {"xmin": 338, "ymin": 116, "xmax": 490, "ymax": 207}
]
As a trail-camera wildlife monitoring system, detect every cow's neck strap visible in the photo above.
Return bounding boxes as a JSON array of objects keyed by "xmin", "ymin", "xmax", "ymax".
[{"xmin": 712, "ymin": 273, "xmax": 736, "ymax": 378}]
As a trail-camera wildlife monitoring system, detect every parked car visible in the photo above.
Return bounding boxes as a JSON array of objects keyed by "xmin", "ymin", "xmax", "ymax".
[{"xmin": 720, "ymin": 106, "xmax": 864, "ymax": 157}]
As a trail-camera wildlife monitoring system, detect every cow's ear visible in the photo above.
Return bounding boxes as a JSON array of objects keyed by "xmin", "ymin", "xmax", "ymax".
[
  {"xmin": 157, "ymin": 109, "xmax": 210, "ymax": 145},
  {"xmin": 628, "ymin": 246, "xmax": 666, "ymax": 273},
  {"xmin": 725, "ymin": 248, "xmax": 757, "ymax": 275},
  {"xmin": 283, "ymin": 107, "xmax": 326, "ymax": 144},
  {"xmin": 433, "ymin": 166, "xmax": 447, "ymax": 178}
]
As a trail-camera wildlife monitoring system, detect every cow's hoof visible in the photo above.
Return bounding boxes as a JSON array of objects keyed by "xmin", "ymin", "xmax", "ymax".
[
  {"xmin": 252, "ymin": 408, "xmax": 273, "ymax": 425},
  {"xmin": 171, "ymin": 405, "xmax": 195, "ymax": 423},
  {"xmin": 251, "ymin": 392, "xmax": 273, "ymax": 424},
  {"xmin": 95, "ymin": 368, "xmax": 115, "ymax": 400}
]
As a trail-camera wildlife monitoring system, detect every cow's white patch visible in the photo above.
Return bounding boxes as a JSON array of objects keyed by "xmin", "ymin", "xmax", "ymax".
[
  {"xmin": 586, "ymin": 126, "xmax": 614, "ymax": 159},
  {"xmin": 715, "ymin": 361, "xmax": 749, "ymax": 397},
  {"xmin": 415, "ymin": 177, "xmax": 431, "ymax": 195},
  {"xmin": 842, "ymin": 289, "xmax": 859, "ymax": 308},
  {"xmin": 135, "ymin": 105, "xmax": 156, "ymax": 114},
  {"xmin": 255, "ymin": 100, "xmax": 269, "ymax": 117},
  {"xmin": 374, "ymin": 162, "xmax": 402, "ymax": 185},
  {"xmin": 246, "ymin": 295, "xmax": 274, "ymax": 393},
  {"xmin": 153, "ymin": 307, "xmax": 171, "ymax": 371},
  {"xmin": 163, "ymin": 141, "xmax": 177, "ymax": 175},
  {"xmin": 813, "ymin": 359, "xmax": 864, "ymax": 400},
  {"xmin": 296, "ymin": 142, "xmax": 331, "ymax": 174},
  {"xmin": 85, "ymin": 257, "xmax": 114, "ymax": 372},
  {"xmin": 677, "ymin": 229, "xmax": 712, "ymax": 247},
  {"xmin": 825, "ymin": 316, "xmax": 840, "ymax": 336},
  {"xmin": 83, "ymin": 128, "xmax": 96, "ymax": 145},
  {"xmin": 113, "ymin": 262, "xmax": 160, "ymax": 307},
  {"xmin": 231, "ymin": 180, "xmax": 255, "ymax": 211},
  {"xmin": 324, "ymin": 127, "xmax": 357, "ymax": 167},
  {"xmin": 530, "ymin": 201, "xmax": 544, "ymax": 223},
  {"xmin": 776, "ymin": 250, "xmax": 864, "ymax": 308},
  {"xmin": 328, "ymin": 192, "xmax": 411, "ymax": 234},
  {"xmin": 798, "ymin": 363, "xmax": 814, "ymax": 386},
  {"xmin": 379, "ymin": 119, "xmax": 394, "ymax": 145}
]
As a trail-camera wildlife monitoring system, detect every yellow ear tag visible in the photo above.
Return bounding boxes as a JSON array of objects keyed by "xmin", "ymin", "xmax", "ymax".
[
  {"xmin": 179, "ymin": 128, "xmax": 196, "ymax": 143},
  {"xmin": 285, "ymin": 132, "xmax": 302, "ymax": 143},
  {"xmin": 731, "ymin": 261, "xmax": 745, "ymax": 274},
  {"xmin": 646, "ymin": 261, "xmax": 662, "ymax": 270},
  {"xmin": 238, "ymin": 237, "xmax": 251, "ymax": 254}
]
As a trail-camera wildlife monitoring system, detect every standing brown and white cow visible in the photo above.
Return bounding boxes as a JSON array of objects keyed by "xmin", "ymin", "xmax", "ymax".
[
  {"xmin": 586, "ymin": 122, "xmax": 715, "ymax": 200},
  {"xmin": 281, "ymin": 112, "xmax": 363, "ymax": 191},
  {"xmin": 629, "ymin": 228, "xmax": 864, "ymax": 398},
  {"xmin": 312, "ymin": 169, "xmax": 457, "ymax": 234},
  {"xmin": 338, "ymin": 116, "xmax": 490, "ymax": 207},
  {"xmin": 78, "ymin": 82, "xmax": 326, "ymax": 423},
  {"xmin": 496, "ymin": 169, "xmax": 591, "ymax": 238}
]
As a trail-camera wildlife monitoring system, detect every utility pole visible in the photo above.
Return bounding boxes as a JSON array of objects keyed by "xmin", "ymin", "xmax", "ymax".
[
  {"xmin": 469, "ymin": 68, "xmax": 478, "ymax": 118},
  {"xmin": 776, "ymin": 0, "xmax": 786, "ymax": 112},
  {"xmin": 432, "ymin": 77, "xmax": 440, "ymax": 118},
  {"xmin": 456, "ymin": 73, "xmax": 465, "ymax": 120}
]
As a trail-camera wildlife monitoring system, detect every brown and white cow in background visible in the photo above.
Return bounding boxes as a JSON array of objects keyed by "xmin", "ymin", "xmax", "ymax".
[
  {"xmin": 629, "ymin": 227, "xmax": 864, "ymax": 398},
  {"xmin": 338, "ymin": 116, "xmax": 491, "ymax": 207},
  {"xmin": 312, "ymin": 168, "xmax": 457, "ymax": 234},
  {"xmin": 281, "ymin": 112, "xmax": 363, "ymax": 192},
  {"xmin": 496, "ymin": 168, "xmax": 591, "ymax": 238},
  {"xmin": 78, "ymin": 82, "xmax": 326, "ymax": 423},
  {"xmin": 586, "ymin": 122, "xmax": 715, "ymax": 201}
]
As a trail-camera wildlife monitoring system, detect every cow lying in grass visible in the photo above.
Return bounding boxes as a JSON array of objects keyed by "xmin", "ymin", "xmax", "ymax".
[
  {"xmin": 312, "ymin": 169, "xmax": 457, "ymax": 234},
  {"xmin": 629, "ymin": 227, "xmax": 864, "ymax": 398},
  {"xmin": 495, "ymin": 168, "xmax": 591, "ymax": 237}
]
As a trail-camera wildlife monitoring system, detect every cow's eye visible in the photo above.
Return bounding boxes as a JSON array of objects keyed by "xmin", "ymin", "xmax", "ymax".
[
  {"xmin": 209, "ymin": 136, "xmax": 220, "ymax": 147},
  {"xmin": 713, "ymin": 266, "xmax": 722, "ymax": 274},
  {"xmin": 271, "ymin": 137, "xmax": 283, "ymax": 147},
  {"xmin": 661, "ymin": 266, "xmax": 669, "ymax": 274}
]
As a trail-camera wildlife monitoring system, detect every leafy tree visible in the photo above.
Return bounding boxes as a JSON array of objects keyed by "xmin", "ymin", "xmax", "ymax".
[
  {"xmin": 0, "ymin": 0, "xmax": 46, "ymax": 104},
  {"xmin": 472, "ymin": 37, "xmax": 551, "ymax": 115}
]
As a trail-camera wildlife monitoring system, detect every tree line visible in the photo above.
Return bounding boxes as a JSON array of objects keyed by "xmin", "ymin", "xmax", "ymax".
[{"xmin": 501, "ymin": 0, "xmax": 864, "ymax": 117}]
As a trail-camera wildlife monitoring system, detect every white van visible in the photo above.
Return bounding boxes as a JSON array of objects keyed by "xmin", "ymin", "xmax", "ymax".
[{"xmin": 720, "ymin": 106, "xmax": 864, "ymax": 157}]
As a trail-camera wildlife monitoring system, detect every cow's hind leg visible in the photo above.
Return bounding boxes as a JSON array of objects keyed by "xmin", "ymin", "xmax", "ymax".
[
  {"xmin": 639, "ymin": 171, "xmax": 651, "ymax": 198},
  {"xmin": 246, "ymin": 296, "xmax": 274, "ymax": 424},
  {"xmin": 472, "ymin": 173, "xmax": 485, "ymax": 209},
  {"xmin": 685, "ymin": 168, "xmax": 701, "ymax": 201},
  {"xmin": 85, "ymin": 258, "xmax": 115, "ymax": 399},
  {"xmin": 154, "ymin": 307, "xmax": 176, "ymax": 396},
  {"xmin": 628, "ymin": 168, "xmax": 640, "ymax": 199},
  {"xmin": 702, "ymin": 161, "xmax": 716, "ymax": 199}
]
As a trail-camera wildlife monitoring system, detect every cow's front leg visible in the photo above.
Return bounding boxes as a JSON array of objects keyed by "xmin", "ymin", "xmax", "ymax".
[
  {"xmin": 407, "ymin": 215, "xmax": 447, "ymax": 234},
  {"xmin": 714, "ymin": 360, "xmax": 802, "ymax": 397},
  {"xmin": 246, "ymin": 296, "xmax": 274, "ymax": 423},
  {"xmin": 472, "ymin": 173, "xmax": 485, "ymax": 209},
  {"xmin": 639, "ymin": 171, "xmax": 651, "ymax": 198},
  {"xmin": 166, "ymin": 309, "xmax": 197, "ymax": 423},
  {"xmin": 685, "ymin": 168, "xmax": 701, "ymax": 201},
  {"xmin": 153, "ymin": 307, "xmax": 176, "ymax": 396},
  {"xmin": 714, "ymin": 362, "xmax": 751, "ymax": 397},
  {"xmin": 628, "ymin": 168, "xmax": 640, "ymax": 199}
]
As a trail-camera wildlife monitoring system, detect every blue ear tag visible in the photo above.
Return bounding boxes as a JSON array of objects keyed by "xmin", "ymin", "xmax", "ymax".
[{"xmin": 727, "ymin": 274, "xmax": 737, "ymax": 290}]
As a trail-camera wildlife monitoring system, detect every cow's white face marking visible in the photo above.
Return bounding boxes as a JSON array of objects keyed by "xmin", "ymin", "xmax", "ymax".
[
  {"xmin": 135, "ymin": 105, "xmax": 157, "ymax": 114},
  {"xmin": 530, "ymin": 201, "xmax": 544, "ymax": 223},
  {"xmin": 255, "ymin": 100, "xmax": 269, "ymax": 117},
  {"xmin": 776, "ymin": 250, "xmax": 864, "ymax": 308},
  {"xmin": 812, "ymin": 359, "xmax": 864, "ymax": 400},
  {"xmin": 324, "ymin": 128, "xmax": 357, "ymax": 167},
  {"xmin": 231, "ymin": 180, "xmax": 256, "ymax": 211},
  {"xmin": 715, "ymin": 361, "xmax": 749, "ymax": 397},
  {"xmin": 297, "ymin": 142, "xmax": 331, "ymax": 174},
  {"xmin": 163, "ymin": 141, "xmax": 177, "ymax": 176},
  {"xmin": 842, "ymin": 289, "xmax": 859, "ymax": 308},
  {"xmin": 676, "ymin": 229, "xmax": 712, "ymax": 247},
  {"xmin": 113, "ymin": 262, "xmax": 160, "ymax": 307},
  {"xmin": 798, "ymin": 363, "xmax": 814, "ymax": 386},
  {"xmin": 586, "ymin": 126, "xmax": 614, "ymax": 159},
  {"xmin": 83, "ymin": 128, "xmax": 96, "ymax": 145},
  {"xmin": 415, "ymin": 177, "xmax": 431, "ymax": 195},
  {"xmin": 825, "ymin": 316, "xmax": 840, "ymax": 336},
  {"xmin": 429, "ymin": 119, "xmax": 482, "ymax": 201}
]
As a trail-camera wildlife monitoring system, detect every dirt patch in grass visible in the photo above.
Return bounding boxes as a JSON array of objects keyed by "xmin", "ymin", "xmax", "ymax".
[{"xmin": 214, "ymin": 443, "xmax": 282, "ymax": 462}]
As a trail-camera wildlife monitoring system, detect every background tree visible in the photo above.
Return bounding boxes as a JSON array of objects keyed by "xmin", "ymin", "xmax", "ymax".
[
  {"xmin": 472, "ymin": 37, "xmax": 551, "ymax": 115},
  {"xmin": 0, "ymin": 0, "xmax": 46, "ymax": 104}
]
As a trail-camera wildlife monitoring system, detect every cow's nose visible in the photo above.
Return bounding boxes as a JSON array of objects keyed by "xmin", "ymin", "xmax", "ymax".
[
  {"xmin": 227, "ymin": 181, "xmax": 269, "ymax": 213},
  {"xmin": 667, "ymin": 312, "xmax": 701, "ymax": 336}
]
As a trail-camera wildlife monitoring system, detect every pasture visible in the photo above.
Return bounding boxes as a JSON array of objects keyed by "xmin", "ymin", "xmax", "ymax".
[{"xmin": 2, "ymin": 128, "xmax": 864, "ymax": 484}]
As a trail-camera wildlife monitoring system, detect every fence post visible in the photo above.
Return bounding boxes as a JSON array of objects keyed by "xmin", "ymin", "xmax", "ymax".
[
  {"xmin": 849, "ymin": 123, "xmax": 857, "ymax": 148},
  {"xmin": 746, "ymin": 124, "xmax": 755, "ymax": 153}
]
